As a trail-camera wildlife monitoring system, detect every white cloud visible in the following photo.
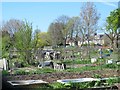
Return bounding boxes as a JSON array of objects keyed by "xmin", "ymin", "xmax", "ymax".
[{"xmin": 102, "ymin": 2, "xmax": 118, "ymax": 8}]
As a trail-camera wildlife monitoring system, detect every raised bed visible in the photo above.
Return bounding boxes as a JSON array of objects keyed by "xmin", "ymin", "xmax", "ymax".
[
  {"xmin": 4, "ymin": 80, "xmax": 48, "ymax": 90},
  {"xmin": 7, "ymin": 80, "xmax": 48, "ymax": 86},
  {"xmin": 56, "ymin": 77, "xmax": 119, "ymax": 90},
  {"xmin": 57, "ymin": 78, "xmax": 100, "ymax": 84}
]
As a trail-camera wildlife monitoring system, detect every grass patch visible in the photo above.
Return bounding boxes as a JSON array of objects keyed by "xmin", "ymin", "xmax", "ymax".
[
  {"xmin": 66, "ymin": 63, "xmax": 120, "ymax": 72},
  {"xmin": 13, "ymin": 67, "xmax": 56, "ymax": 75},
  {"xmin": 66, "ymin": 65, "xmax": 101, "ymax": 72},
  {"xmin": 63, "ymin": 59, "xmax": 91, "ymax": 65},
  {"xmin": 35, "ymin": 68, "xmax": 56, "ymax": 74},
  {"xmin": 103, "ymin": 64, "xmax": 120, "ymax": 69}
]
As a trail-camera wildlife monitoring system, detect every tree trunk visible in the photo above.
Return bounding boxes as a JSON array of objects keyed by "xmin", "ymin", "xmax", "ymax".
[
  {"xmin": 111, "ymin": 40, "xmax": 114, "ymax": 48},
  {"xmin": 87, "ymin": 38, "xmax": 90, "ymax": 59},
  {"xmin": 26, "ymin": 50, "xmax": 32, "ymax": 65},
  {"xmin": 64, "ymin": 38, "xmax": 67, "ymax": 47}
]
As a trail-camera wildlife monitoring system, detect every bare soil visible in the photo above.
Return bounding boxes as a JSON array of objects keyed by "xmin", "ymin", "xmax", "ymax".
[
  {"xmin": 3, "ymin": 69, "xmax": 120, "ymax": 83},
  {"xmin": 2, "ymin": 69, "xmax": 120, "ymax": 90}
]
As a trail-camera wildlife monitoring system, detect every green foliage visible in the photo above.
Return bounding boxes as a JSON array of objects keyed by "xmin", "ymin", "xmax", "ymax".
[
  {"xmin": 93, "ymin": 74, "xmax": 102, "ymax": 78},
  {"xmin": 1, "ymin": 19, "xmax": 23, "ymax": 58},
  {"xmin": 14, "ymin": 21, "xmax": 33, "ymax": 64},
  {"xmin": 14, "ymin": 69, "xmax": 27, "ymax": 75},
  {"xmin": 103, "ymin": 63, "xmax": 119, "ymax": 69},
  {"xmin": 105, "ymin": 8, "xmax": 120, "ymax": 48},
  {"xmin": 2, "ymin": 32, "xmax": 11, "ymax": 58},
  {"xmin": 106, "ymin": 78, "xmax": 116, "ymax": 86},
  {"xmin": 14, "ymin": 21, "xmax": 32, "ymax": 50},
  {"xmin": 66, "ymin": 65, "xmax": 100, "ymax": 72},
  {"xmin": 50, "ymin": 82, "xmax": 67, "ymax": 89},
  {"xmin": 32, "ymin": 84, "xmax": 52, "ymax": 90},
  {"xmin": 13, "ymin": 67, "xmax": 56, "ymax": 75},
  {"xmin": 36, "ymin": 32, "xmax": 51, "ymax": 48},
  {"xmin": 63, "ymin": 59, "xmax": 91, "ymax": 65},
  {"xmin": 106, "ymin": 77, "xmax": 120, "ymax": 86},
  {"xmin": 2, "ymin": 70, "xmax": 9, "ymax": 76},
  {"xmin": 50, "ymin": 78, "xmax": 120, "ymax": 90},
  {"xmin": 106, "ymin": 8, "xmax": 120, "ymax": 33},
  {"xmin": 82, "ymin": 43, "xmax": 87, "ymax": 46},
  {"xmin": 68, "ymin": 82, "xmax": 92, "ymax": 89},
  {"xmin": 35, "ymin": 68, "xmax": 56, "ymax": 74}
]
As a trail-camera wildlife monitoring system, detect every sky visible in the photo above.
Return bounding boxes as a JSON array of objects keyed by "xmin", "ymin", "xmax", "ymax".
[{"xmin": 1, "ymin": 1, "xmax": 119, "ymax": 34}]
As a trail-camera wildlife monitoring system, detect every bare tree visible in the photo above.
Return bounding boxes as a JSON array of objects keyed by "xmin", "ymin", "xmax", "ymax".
[
  {"xmin": 80, "ymin": 2, "xmax": 100, "ymax": 59},
  {"xmin": 66, "ymin": 16, "xmax": 81, "ymax": 46},
  {"xmin": 55, "ymin": 15, "xmax": 70, "ymax": 47},
  {"xmin": 48, "ymin": 22, "xmax": 64, "ymax": 46},
  {"xmin": 2, "ymin": 19, "xmax": 24, "ymax": 49},
  {"xmin": 2, "ymin": 19, "xmax": 24, "ymax": 37}
]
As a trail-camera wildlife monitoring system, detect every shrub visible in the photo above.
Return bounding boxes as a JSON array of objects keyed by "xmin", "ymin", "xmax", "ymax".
[
  {"xmin": 14, "ymin": 69, "xmax": 26, "ymax": 75},
  {"xmin": 2, "ymin": 70, "xmax": 9, "ymax": 76},
  {"xmin": 93, "ymin": 74, "xmax": 102, "ymax": 78},
  {"xmin": 103, "ymin": 64, "xmax": 119, "ymax": 69},
  {"xmin": 50, "ymin": 82, "xmax": 68, "ymax": 89},
  {"xmin": 106, "ymin": 77, "xmax": 120, "ymax": 86}
]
